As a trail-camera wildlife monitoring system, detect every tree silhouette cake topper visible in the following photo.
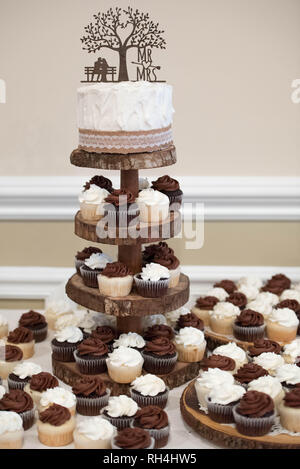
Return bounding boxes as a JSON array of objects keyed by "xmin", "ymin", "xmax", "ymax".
[{"xmin": 81, "ymin": 6, "xmax": 166, "ymax": 83}]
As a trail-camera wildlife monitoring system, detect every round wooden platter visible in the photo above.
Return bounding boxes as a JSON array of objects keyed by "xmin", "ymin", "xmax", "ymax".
[
  {"xmin": 52, "ymin": 356, "xmax": 200, "ymax": 396},
  {"xmin": 75, "ymin": 210, "xmax": 182, "ymax": 246},
  {"xmin": 180, "ymin": 380, "xmax": 300, "ymax": 449},
  {"xmin": 66, "ymin": 273, "xmax": 190, "ymax": 317},
  {"xmin": 71, "ymin": 145, "xmax": 177, "ymax": 170}
]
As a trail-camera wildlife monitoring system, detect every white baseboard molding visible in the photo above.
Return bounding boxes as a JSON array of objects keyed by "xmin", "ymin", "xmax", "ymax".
[
  {"xmin": 1, "ymin": 176, "xmax": 300, "ymax": 221},
  {"xmin": 1, "ymin": 265, "xmax": 299, "ymax": 301}
]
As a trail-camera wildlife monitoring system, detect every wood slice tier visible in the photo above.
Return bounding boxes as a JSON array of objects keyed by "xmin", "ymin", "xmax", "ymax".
[
  {"xmin": 180, "ymin": 380, "xmax": 300, "ymax": 449},
  {"xmin": 74, "ymin": 210, "xmax": 181, "ymax": 246},
  {"xmin": 70, "ymin": 146, "xmax": 177, "ymax": 170},
  {"xmin": 52, "ymin": 357, "xmax": 200, "ymax": 396},
  {"xmin": 66, "ymin": 273, "xmax": 190, "ymax": 317}
]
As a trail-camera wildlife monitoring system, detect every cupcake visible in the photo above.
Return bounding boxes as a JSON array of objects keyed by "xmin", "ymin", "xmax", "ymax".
[
  {"xmin": 39, "ymin": 387, "xmax": 77, "ymax": 416},
  {"xmin": 8, "ymin": 362, "xmax": 42, "ymax": 391},
  {"xmin": 237, "ymin": 275, "xmax": 263, "ymax": 291},
  {"xmin": 266, "ymin": 307, "xmax": 299, "ymax": 343},
  {"xmin": 191, "ymin": 296, "xmax": 219, "ymax": 326},
  {"xmin": 278, "ymin": 388, "xmax": 300, "ymax": 432},
  {"xmin": 165, "ymin": 306, "xmax": 189, "ymax": 328},
  {"xmin": 232, "ymin": 390, "xmax": 275, "ymax": 436},
  {"xmin": 134, "ymin": 263, "xmax": 170, "ymax": 298},
  {"xmin": 226, "ymin": 292, "xmax": 247, "ymax": 310},
  {"xmin": 142, "ymin": 242, "xmax": 174, "ymax": 265},
  {"xmin": 142, "ymin": 337, "xmax": 177, "ymax": 374},
  {"xmin": 262, "ymin": 273, "xmax": 291, "ymax": 296},
  {"xmin": 79, "ymin": 184, "xmax": 109, "ymax": 221},
  {"xmin": 276, "ymin": 299, "xmax": 300, "ymax": 314},
  {"xmin": 0, "ymin": 411, "xmax": 24, "ymax": 449},
  {"xmin": 175, "ymin": 312, "xmax": 204, "ymax": 332},
  {"xmin": 144, "ymin": 324, "xmax": 174, "ymax": 341},
  {"xmin": 98, "ymin": 262, "xmax": 133, "ymax": 297},
  {"xmin": 6, "ymin": 327, "xmax": 35, "ymax": 359},
  {"xmin": 151, "ymin": 175, "xmax": 183, "ymax": 208},
  {"xmin": 209, "ymin": 302, "xmax": 240, "ymax": 336},
  {"xmin": 201, "ymin": 354, "xmax": 237, "ymax": 374},
  {"xmin": 246, "ymin": 298, "xmax": 273, "ymax": 320},
  {"xmin": 112, "ymin": 427, "xmax": 154, "ymax": 449},
  {"xmin": 130, "ymin": 374, "xmax": 169, "ymax": 409},
  {"xmin": 213, "ymin": 280, "xmax": 237, "ymax": 294},
  {"xmin": 0, "ymin": 389, "xmax": 35, "ymax": 430},
  {"xmin": 72, "ymin": 377, "xmax": 110, "ymax": 415},
  {"xmin": 18, "ymin": 310, "xmax": 48, "ymax": 343},
  {"xmin": 74, "ymin": 336, "xmax": 109, "ymax": 374},
  {"xmin": 253, "ymin": 352, "xmax": 284, "ymax": 376},
  {"xmin": 80, "ymin": 252, "xmax": 113, "ymax": 288},
  {"xmin": 152, "ymin": 252, "xmax": 181, "ymax": 288},
  {"xmin": 51, "ymin": 326, "xmax": 83, "ymax": 362},
  {"xmin": 44, "ymin": 299, "xmax": 74, "ymax": 330},
  {"xmin": 91, "ymin": 325, "xmax": 117, "ymax": 348},
  {"xmin": 247, "ymin": 375, "xmax": 284, "ymax": 410},
  {"xmin": 136, "ymin": 188, "xmax": 170, "ymax": 223},
  {"xmin": 52, "ymin": 309, "xmax": 86, "ymax": 332},
  {"xmin": 233, "ymin": 309, "xmax": 265, "ymax": 342},
  {"xmin": 77, "ymin": 311, "xmax": 97, "ymax": 339},
  {"xmin": 234, "ymin": 363, "xmax": 268, "ymax": 387},
  {"xmin": 106, "ymin": 346, "xmax": 143, "ymax": 384},
  {"xmin": 212, "ymin": 342, "xmax": 248, "ymax": 370},
  {"xmin": 174, "ymin": 327, "xmax": 206, "ymax": 362},
  {"xmin": 206, "ymin": 287, "xmax": 228, "ymax": 302},
  {"xmin": 84, "ymin": 175, "xmax": 113, "ymax": 193},
  {"xmin": 132, "ymin": 405, "xmax": 169, "ymax": 448},
  {"xmin": 104, "ymin": 189, "xmax": 139, "ymax": 228},
  {"xmin": 282, "ymin": 338, "xmax": 300, "ymax": 364},
  {"xmin": 0, "ymin": 344, "xmax": 23, "ymax": 379},
  {"xmin": 75, "ymin": 246, "xmax": 102, "ymax": 275},
  {"xmin": 0, "ymin": 315, "xmax": 8, "ymax": 339},
  {"xmin": 73, "ymin": 416, "xmax": 116, "ymax": 449},
  {"xmin": 237, "ymin": 284, "xmax": 260, "ymax": 302},
  {"xmin": 194, "ymin": 368, "xmax": 234, "ymax": 409},
  {"xmin": 247, "ymin": 338, "xmax": 281, "ymax": 359},
  {"xmin": 207, "ymin": 384, "xmax": 246, "ymax": 423},
  {"xmin": 113, "ymin": 332, "xmax": 145, "ymax": 352},
  {"xmin": 37, "ymin": 404, "xmax": 75, "ymax": 447},
  {"xmin": 24, "ymin": 372, "xmax": 58, "ymax": 406},
  {"xmin": 102, "ymin": 395, "xmax": 138, "ymax": 430},
  {"xmin": 275, "ymin": 364, "xmax": 300, "ymax": 389}
]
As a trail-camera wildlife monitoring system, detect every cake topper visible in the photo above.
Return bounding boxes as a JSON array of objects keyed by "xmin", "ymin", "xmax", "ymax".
[{"xmin": 81, "ymin": 6, "xmax": 166, "ymax": 83}]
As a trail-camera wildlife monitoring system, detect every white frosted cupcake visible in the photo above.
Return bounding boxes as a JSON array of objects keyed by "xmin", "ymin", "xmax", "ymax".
[
  {"xmin": 207, "ymin": 384, "xmax": 246, "ymax": 423},
  {"xmin": 255, "ymin": 291, "xmax": 279, "ymax": 307},
  {"xmin": 248, "ymin": 375, "xmax": 284, "ymax": 410},
  {"xmin": 134, "ymin": 263, "xmax": 170, "ymax": 298},
  {"xmin": 206, "ymin": 287, "xmax": 228, "ymax": 302},
  {"xmin": 0, "ymin": 411, "xmax": 24, "ymax": 449},
  {"xmin": 174, "ymin": 327, "xmax": 206, "ymax": 362},
  {"xmin": 73, "ymin": 416, "xmax": 116, "ymax": 449},
  {"xmin": 0, "ymin": 315, "xmax": 8, "ymax": 339},
  {"xmin": 79, "ymin": 184, "xmax": 109, "ymax": 221},
  {"xmin": 253, "ymin": 352, "xmax": 285, "ymax": 376},
  {"xmin": 106, "ymin": 346, "xmax": 143, "ymax": 384},
  {"xmin": 80, "ymin": 252, "xmax": 113, "ymax": 288},
  {"xmin": 102, "ymin": 395, "xmax": 139, "ymax": 430},
  {"xmin": 212, "ymin": 342, "xmax": 248, "ymax": 370},
  {"xmin": 246, "ymin": 298, "xmax": 273, "ymax": 319},
  {"xmin": 282, "ymin": 338, "xmax": 300, "ymax": 364},
  {"xmin": 237, "ymin": 284, "xmax": 259, "ymax": 302},
  {"xmin": 194, "ymin": 368, "xmax": 234, "ymax": 410},
  {"xmin": 237, "ymin": 276, "xmax": 263, "ymax": 291},
  {"xmin": 51, "ymin": 326, "xmax": 83, "ymax": 362},
  {"xmin": 39, "ymin": 386, "xmax": 77, "ymax": 415},
  {"xmin": 45, "ymin": 300, "xmax": 74, "ymax": 330},
  {"xmin": 209, "ymin": 302, "xmax": 240, "ymax": 335},
  {"xmin": 8, "ymin": 362, "xmax": 42, "ymax": 391},
  {"xmin": 113, "ymin": 332, "xmax": 145, "ymax": 352},
  {"xmin": 165, "ymin": 307, "xmax": 189, "ymax": 328},
  {"xmin": 275, "ymin": 364, "xmax": 300, "ymax": 389},
  {"xmin": 98, "ymin": 262, "xmax": 133, "ymax": 298},
  {"xmin": 130, "ymin": 374, "xmax": 169, "ymax": 408},
  {"xmin": 266, "ymin": 308, "xmax": 299, "ymax": 343},
  {"xmin": 280, "ymin": 289, "xmax": 300, "ymax": 302},
  {"xmin": 137, "ymin": 188, "xmax": 169, "ymax": 223}
]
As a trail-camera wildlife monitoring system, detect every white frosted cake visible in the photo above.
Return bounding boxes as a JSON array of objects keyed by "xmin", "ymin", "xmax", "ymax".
[{"xmin": 77, "ymin": 81, "xmax": 174, "ymax": 154}]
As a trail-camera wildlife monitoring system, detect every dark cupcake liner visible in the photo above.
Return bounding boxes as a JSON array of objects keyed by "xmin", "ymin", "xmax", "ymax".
[
  {"xmin": 73, "ymin": 350, "xmax": 107, "ymax": 374},
  {"xmin": 207, "ymin": 401, "xmax": 236, "ymax": 424},
  {"xmin": 134, "ymin": 275, "xmax": 169, "ymax": 298},
  {"xmin": 104, "ymin": 205, "xmax": 140, "ymax": 228},
  {"xmin": 75, "ymin": 258, "xmax": 85, "ymax": 276},
  {"xmin": 80, "ymin": 265, "xmax": 103, "ymax": 288},
  {"xmin": 131, "ymin": 422, "xmax": 169, "ymax": 449},
  {"xmin": 130, "ymin": 388, "xmax": 169, "ymax": 409},
  {"xmin": 51, "ymin": 342, "xmax": 78, "ymax": 362},
  {"xmin": 76, "ymin": 389, "xmax": 110, "ymax": 416},
  {"xmin": 102, "ymin": 412, "xmax": 135, "ymax": 431},
  {"xmin": 233, "ymin": 323, "xmax": 265, "ymax": 342},
  {"xmin": 163, "ymin": 191, "xmax": 183, "ymax": 211},
  {"xmin": 7, "ymin": 374, "xmax": 30, "ymax": 391},
  {"xmin": 20, "ymin": 407, "xmax": 35, "ymax": 431},
  {"xmin": 142, "ymin": 352, "xmax": 178, "ymax": 375},
  {"xmin": 232, "ymin": 405, "xmax": 275, "ymax": 436},
  {"xmin": 29, "ymin": 324, "xmax": 48, "ymax": 343}
]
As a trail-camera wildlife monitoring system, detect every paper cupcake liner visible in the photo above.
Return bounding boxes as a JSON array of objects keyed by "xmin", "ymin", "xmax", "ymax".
[
  {"xmin": 51, "ymin": 342, "xmax": 77, "ymax": 362},
  {"xmin": 102, "ymin": 413, "xmax": 135, "ymax": 431},
  {"xmin": 29, "ymin": 324, "xmax": 48, "ymax": 343},
  {"xmin": 134, "ymin": 275, "xmax": 170, "ymax": 298},
  {"xmin": 233, "ymin": 323, "xmax": 265, "ymax": 342},
  {"xmin": 7, "ymin": 375, "xmax": 29, "ymax": 391},
  {"xmin": 111, "ymin": 435, "xmax": 155, "ymax": 449},
  {"xmin": 38, "ymin": 426, "xmax": 74, "ymax": 447},
  {"xmin": 142, "ymin": 352, "xmax": 178, "ymax": 375},
  {"xmin": 73, "ymin": 350, "xmax": 107, "ymax": 374},
  {"xmin": 175, "ymin": 342, "xmax": 206, "ymax": 363},
  {"xmin": 80, "ymin": 202, "xmax": 103, "ymax": 222},
  {"xmin": 130, "ymin": 388, "xmax": 169, "ymax": 409},
  {"xmin": 104, "ymin": 205, "xmax": 139, "ymax": 228},
  {"xmin": 80, "ymin": 265, "xmax": 103, "ymax": 288},
  {"xmin": 76, "ymin": 389, "xmax": 111, "ymax": 416},
  {"xmin": 75, "ymin": 258, "xmax": 85, "ymax": 276},
  {"xmin": 131, "ymin": 422, "xmax": 170, "ymax": 449},
  {"xmin": 232, "ymin": 405, "xmax": 275, "ymax": 436},
  {"xmin": 207, "ymin": 401, "xmax": 236, "ymax": 424},
  {"xmin": 20, "ymin": 407, "xmax": 35, "ymax": 431}
]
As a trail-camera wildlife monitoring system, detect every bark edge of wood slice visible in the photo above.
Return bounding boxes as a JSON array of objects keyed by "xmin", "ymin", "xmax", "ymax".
[{"xmin": 204, "ymin": 328, "xmax": 288, "ymax": 352}]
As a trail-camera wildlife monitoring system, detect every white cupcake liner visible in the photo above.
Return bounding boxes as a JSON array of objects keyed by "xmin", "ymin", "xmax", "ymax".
[
  {"xmin": 130, "ymin": 387, "xmax": 169, "ymax": 409},
  {"xmin": 232, "ymin": 404, "xmax": 275, "ymax": 436},
  {"xmin": 142, "ymin": 352, "xmax": 178, "ymax": 374},
  {"xmin": 111, "ymin": 435, "xmax": 155, "ymax": 449},
  {"xmin": 73, "ymin": 350, "xmax": 107, "ymax": 374},
  {"xmin": 233, "ymin": 323, "xmax": 265, "ymax": 342},
  {"xmin": 134, "ymin": 275, "xmax": 170, "ymax": 298},
  {"xmin": 76, "ymin": 389, "xmax": 111, "ymax": 416},
  {"xmin": 51, "ymin": 342, "xmax": 77, "ymax": 362}
]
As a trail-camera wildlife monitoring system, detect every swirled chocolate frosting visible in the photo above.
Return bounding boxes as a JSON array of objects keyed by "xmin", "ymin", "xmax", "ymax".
[
  {"xmin": 283, "ymin": 388, "xmax": 300, "ymax": 408},
  {"xmin": 176, "ymin": 313, "xmax": 204, "ymax": 331},
  {"xmin": 235, "ymin": 309, "xmax": 264, "ymax": 327},
  {"xmin": 30, "ymin": 372, "xmax": 58, "ymax": 392},
  {"xmin": 2, "ymin": 344, "xmax": 23, "ymax": 362},
  {"xmin": 151, "ymin": 175, "xmax": 180, "ymax": 192},
  {"xmin": 214, "ymin": 279, "xmax": 237, "ymax": 294},
  {"xmin": 72, "ymin": 376, "xmax": 107, "ymax": 397},
  {"xmin": 7, "ymin": 327, "xmax": 33, "ymax": 344},
  {"xmin": 115, "ymin": 427, "xmax": 151, "ymax": 449},
  {"xmin": 276, "ymin": 299, "xmax": 300, "ymax": 313},
  {"xmin": 248, "ymin": 338, "xmax": 281, "ymax": 357},
  {"xmin": 153, "ymin": 253, "xmax": 180, "ymax": 270},
  {"xmin": 135, "ymin": 405, "xmax": 168, "ymax": 429},
  {"xmin": 195, "ymin": 296, "xmax": 219, "ymax": 310},
  {"xmin": 145, "ymin": 337, "xmax": 176, "ymax": 357},
  {"xmin": 227, "ymin": 292, "xmax": 247, "ymax": 309},
  {"xmin": 105, "ymin": 189, "xmax": 136, "ymax": 207},
  {"xmin": 84, "ymin": 175, "xmax": 113, "ymax": 192},
  {"xmin": 91, "ymin": 326, "xmax": 116, "ymax": 344},
  {"xmin": 0, "ymin": 389, "xmax": 33, "ymax": 412},
  {"xmin": 234, "ymin": 363, "xmax": 269, "ymax": 384},
  {"xmin": 77, "ymin": 336, "xmax": 108, "ymax": 357},
  {"xmin": 237, "ymin": 390, "xmax": 274, "ymax": 418},
  {"xmin": 144, "ymin": 324, "xmax": 175, "ymax": 341},
  {"xmin": 202, "ymin": 354, "xmax": 236, "ymax": 372},
  {"xmin": 143, "ymin": 242, "xmax": 174, "ymax": 263},
  {"xmin": 76, "ymin": 246, "xmax": 102, "ymax": 260},
  {"xmin": 39, "ymin": 403, "xmax": 71, "ymax": 426},
  {"xmin": 19, "ymin": 311, "xmax": 46, "ymax": 327},
  {"xmin": 262, "ymin": 273, "xmax": 291, "ymax": 295},
  {"xmin": 101, "ymin": 262, "xmax": 133, "ymax": 278}
]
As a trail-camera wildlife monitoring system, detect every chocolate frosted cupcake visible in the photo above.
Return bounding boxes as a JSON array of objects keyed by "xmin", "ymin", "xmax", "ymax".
[
  {"xmin": 151, "ymin": 175, "xmax": 183, "ymax": 208},
  {"xmin": 132, "ymin": 405, "xmax": 169, "ymax": 448},
  {"xmin": 24, "ymin": 372, "xmax": 58, "ymax": 406},
  {"xmin": 51, "ymin": 326, "xmax": 83, "ymax": 362},
  {"xmin": 232, "ymin": 390, "xmax": 275, "ymax": 436},
  {"xmin": 0, "ymin": 389, "xmax": 35, "ymax": 430},
  {"xmin": 0, "ymin": 344, "xmax": 23, "ymax": 380},
  {"xmin": 261, "ymin": 273, "xmax": 291, "ymax": 296},
  {"xmin": 104, "ymin": 189, "xmax": 139, "ymax": 227},
  {"xmin": 214, "ymin": 279, "xmax": 237, "ymax": 294},
  {"xmin": 201, "ymin": 354, "xmax": 236, "ymax": 374},
  {"xmin": 112, "ymin": 427, "xmax": 154, "ymax": 449},
  {"xmin": 278, "ymin": 388, "xmax": 300, "ymax": 432},
  {"xmin": 153, "ymin": 252, "xmax": 181, "ymax": 288},
  {"xmin": 275, "ymin": 299, "xmax": 300, "ymax": 313},
  {"xmin": 75, "ymin": 246, "xmax": 102, "ymax": 275},
  {"xmin": 191, "ymin": 296, "xmax": 219, "ymax": 326},
  {"xmin": 233, "ymin": 309, "xmax": 265, "ymax": 342},
  {"xmin": 144, "ymin": 324, "xmax": 174, "ymax": 341},
  {"xmin": 134, "ymin": 263, "xmax": 170, "ymax": 298},
  {"xmin": 91, "ymin": 325, "xmax": 117, "ymax": 347},
  {"xmin": 98, "ymin": 262, "xmax": 133, "ymax": 297},
  {"xmin": 72, "ymin": 377, "xmax": 110, "ymax": 415},
  {"xmin": 8, "ymin": 362, "xmax": 42, "ymax": 390},
  {"xmin": 247, "ymin": 338, "xmax": 281, "ymax": 359},
  {"xmin": 84, "ymin": 175, "xmax": 113, "ymax": 193},
  {"xmin": 234, "ymin": 363, "xmax": 269, "ymax": 387},
  {"xmin": 175, "ymin": 312, "xmax": 204, "ymax": 332},
  {"xmin": 143, "ymin": 242, "xmax": 174, "ymax": 265},
  {"xmin": 19, "ymin": 310, "xmax": 48, "ymax": 343},
  {"xmin": 74, "ymin": 336, "xmax": 109, "ymax": 374},
  {"xmin": 142, "ymin": 337, "xmax": 178, "ymax": 374},
  {"xmin": 37, "ymin": 403, "xmax": 75, "ymax": 447},
  {"xmin": 6, "ymin": 327, "xmax": 34, "ymax": 359},
  {"xmin": 226, "ymin": 292, "xmax": 247, "ymax": 310}
]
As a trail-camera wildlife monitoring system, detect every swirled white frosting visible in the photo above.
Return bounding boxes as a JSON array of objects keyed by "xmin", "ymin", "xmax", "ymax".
[
  {"xmin": 90, "ymin": 311, "xmax": 116, "ymax": 328},
  {"xmin": 103, "ymin": 395, "xmax": 138, "ymax": 418},
  {"xmin": 84, "ymin": 253, "xmax": 113, "ymax": 270},
  {"xmin": 246, "ymin": 299, "xmax": 273, "ymax": 318},
  {"xmin": 253, "ymin": 352, "xmax": 285, "ymax": 372},
  {"xmin": 0, "ymin": 411, "xmax": 23, "ymax": 435},
  {"xmin": 137, "ymin": 188, "xmax": 170, "ymax": 207},
  {"xmin": 196, "ymin": 368, "xmax": 234, "ymax": 390},
  {"xmin": 0, "ymin": 314, "xmax": 8, "ymax": 326},
  {"xmin": 0, "ymin": 385, "xmax": 6, "ymax": 400},
  {"xmin": 237, "ymin": 284, "xmax": 259, "ymax": 301},
  {"xmin": 131, "ymin": 374, "xmax": 166, "ymax": 396},
  {"xmin": 237, "ymin": 276, "xmax": 263, "ymax": 290},
  {"xmin": 280, "ymin": 289, "xmax": 300, "ymax": 303},
  {"xmin": 139, "ymin": 263, "xmax": 170, "ymax": 282},
  {"xmin": 275, "ymin": 364, "xmax": 300, "ymax": 385},
  {"xmin": 139, "ymin": 177, "xmax": 150, "ymax": 190},
  {"xmin": 283, "ymin": 339, "xmax": 300, "ymax": 362},
  {"xmin": 255, "ymin": 291, "xmax": 279, "ymax": 306},
  {"xmin": 54, "ymin": 326, "xmax": 83, "ymax": 343},
  {"xmin": 12, "ymin": 362, "xmax": 42, "ymax": 379},
  {"xmin": 174, "ymin": 327, "xmax": 205, "ymax": 347},
  {"xmin": 54, "ymin": 310, "xmax": 85, "ymax": 331},
  {"xmin": 107, "ymin": 346, "xmax": 143, "ymax": 368},
  {"xmin": 292, "ymin": 283, "xmax": 300, "ymax": 292},
  {"xmin": 46, "ymin": 299, "xmax": 74, "ymax": 316},
  {"xmin": 248, "ymin": 375, "xmax": 283, "ymax": 398},
  {"xmin": 79, "ymin": 185, "xmax": 109, "ymax": 205},
  {"xmin": 165, "ymin": 307, "xmax": 189, "ymax": 327},
  {"xmin": 143, "ymin": 314, "xmax": 167, "ymax": 329},
  {"xmin": 113, "ymin": 332, "xmax": 145, "ymax": 350},
  {"xmin": 210, "ymin": 302, "xmax": 240, "ymax": 319},
  {"xmin": 206, "ymin": 287, "xmax": 228, "ymax": 302},
  {"xmin": 77, "ymin": 312, "xmax": 96, "ymax": 334},
  {"xmin": 213, "ymin": 342, "xmax": 247, "ymax": 364},
  {"xmin": 207, "ymin": 384, "xmax": 245, "ymax": 405},
  {"xmin": 76, "ymin": 416, "xmax": 116, "ymax": 441},
  {"xmin": 268, "ymin": 308, "xmax": 299, "ymax": 327},
  {"xmin": 40, "ymin": 387, "xmax": 76, "ymax": 409}
]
